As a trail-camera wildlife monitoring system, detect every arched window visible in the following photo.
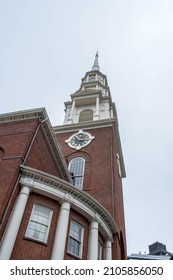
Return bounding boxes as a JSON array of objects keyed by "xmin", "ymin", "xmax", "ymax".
[
  {"xmin": 79, "ymin": 109, "xmax": 93, "ymax": 123},
  {"xmin": 69, "ymin": 157, "xmax": 85, "ymax": 190}
]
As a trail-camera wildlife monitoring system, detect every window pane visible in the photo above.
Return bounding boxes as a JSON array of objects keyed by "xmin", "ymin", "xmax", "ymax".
[
  {"xmin": 69, "ymin": 158, "xmax": 85, "ymax": 189},
  {"xmin": 27, "ymin": 229, "xmax": 34, "ymax": 237},
  {"xmin": 37, "ymin": 215, "xmax": 44, "ymax": 224},
  {"xmin": 40, "ymin": 225, "xmax": 47, "ymax": 234},
  {"xmin": 32, "ymin": 214, "xmax": 38, "ymax": 222},
  {"xmin": 75, "ymin": 177, "xmax": 82, "ymax": 189},
  {"xmin": 26, "ymin": 204, "xmax": 52, "ymax": 243},
  {"xmin": 39, "ymin": 232, "xmax": 46, "ymax": 242},
  {"xmin": 68, "ymin": 221, "xmax": 84, "ymax": 257},
  {"xmin": 33, "ymin": 230, "xmax": 40, "ymax": 239},
  {"xmin": 42, "ymin": 217, "xmax": 49, "ymax": 225},
  {"xmin": 68, "ymin": 237, "xmax": 80, "ymax": 256},
  {"xmin": 70, "ymin": 158, "xmax": 84, "ymax": 176},
  {"xmin": 30, "ymin": 221, "xmax": 35, "ymax": 229},
  {"xmin": 35, "ymin": 223, "xmax": 41, "ymax": 231},
  {"xmin": 34, "ymin": 204, "xmax": 42, "ymax": 214},
  {"xmin": 42, "ymin": 208, "xmax": 51, "ymax": 217},
  {"xmin": 70, "ymin": 222, "xmax": 82, "ymax": 241}
]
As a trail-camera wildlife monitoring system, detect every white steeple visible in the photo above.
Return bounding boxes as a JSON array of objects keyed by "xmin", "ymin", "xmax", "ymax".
[
  {"xmin": 63, "ymin": 53, "xmax": 115, "ymax": 125},
  {"xmin": 92, "ymin": 51, "xmax": 100, "ymax": 71}
]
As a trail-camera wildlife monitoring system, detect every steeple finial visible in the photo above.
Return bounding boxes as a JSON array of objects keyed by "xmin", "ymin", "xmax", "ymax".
[{"xmin": 92, "ymin": 51, "xmax": 100, "ymax": 71}]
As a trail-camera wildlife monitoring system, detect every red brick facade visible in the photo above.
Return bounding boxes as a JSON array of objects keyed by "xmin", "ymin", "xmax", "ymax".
[
  {"xmin": 0, "ymin": 108, "xmax": 127, "ymax": 260},
  {"xmin": 55, "ymin": 123, "xmax": 126, "ymax": 260},
  {"xmin": 0, "ymin": 111, "xmax": 70, "ymax": 256},
  {"xmin": 0, "ymin": 106, "xmax": 127, "ymax": 261}
]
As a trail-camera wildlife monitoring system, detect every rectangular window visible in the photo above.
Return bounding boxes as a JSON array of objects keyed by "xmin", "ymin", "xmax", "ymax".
[
  {"xmin": 25, "ymin": 204, "xmax": 53, "ymax": 243},
  {"xmin": 67, "ymin": 220, "xmax": 84, "ymax": 258}
]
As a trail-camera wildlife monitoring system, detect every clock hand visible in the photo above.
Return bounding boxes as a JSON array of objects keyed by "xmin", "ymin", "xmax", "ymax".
[{"xmin": 76, "ymin": 135, "xmax": 86, "ymax": 141}]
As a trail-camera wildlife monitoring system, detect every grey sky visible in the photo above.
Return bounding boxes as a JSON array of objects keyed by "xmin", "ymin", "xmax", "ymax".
[{"xmin": 1, "ymin": 0, "xmax": 173, "ymax": 255}]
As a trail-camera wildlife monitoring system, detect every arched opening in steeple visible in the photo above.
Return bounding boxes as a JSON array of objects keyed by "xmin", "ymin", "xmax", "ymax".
[{"xmin": 79, "ymin": 109, "xmax": 93, "ymax": 123}]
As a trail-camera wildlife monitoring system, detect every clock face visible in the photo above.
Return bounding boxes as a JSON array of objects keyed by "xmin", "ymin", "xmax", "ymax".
[
  {"xmin": 70, "ymin": 133, "xmax": 89, "ymax": 147},
  {"xmin": 65, "ymin": 130, "xmax": 94, "ymax": 150}
]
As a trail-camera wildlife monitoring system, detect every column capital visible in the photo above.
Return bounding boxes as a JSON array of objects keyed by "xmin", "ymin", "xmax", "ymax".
[
  {"xmin": 20, "ymin": 177, "xmax": 34, "ymax": 192},
  {"xmin": 90, "ymin": 213, "xmax": 101, "ymax": 224},
  {"xmin": 20, "ymin": 185, "xmax": 31, "ymax": 196},
  {"xmin": 63, "ymin": 193, "xmax": 74, "ymax": 204}
]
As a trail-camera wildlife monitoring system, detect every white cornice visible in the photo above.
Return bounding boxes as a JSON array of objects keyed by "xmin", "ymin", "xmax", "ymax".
[
  {"xmin": 54, "ymin": 118, "xmax": 114, "ymax": 132},
  {"xmin": 0, "ymin": 107, "xmax": 46, "ymax": 124},
  {"xmin": 20, "ymin": 165, "xmax": 117, "ymax": 238},
  {"xmin": 53, "ymin": 118, "xmax": 126, "ymax": 178},
  {"xmin": 82, "ymin": 70, "xmax": 108, "ymax": 83},
  {"xmin": 71, "ymin": 89, "xmax": 102, "ymax": 98}
]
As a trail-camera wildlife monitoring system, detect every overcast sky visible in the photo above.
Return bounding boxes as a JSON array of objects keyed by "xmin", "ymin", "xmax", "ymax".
[{"xmin": 1, "ymin": 0, "xmax": 173, "ymax": 256}]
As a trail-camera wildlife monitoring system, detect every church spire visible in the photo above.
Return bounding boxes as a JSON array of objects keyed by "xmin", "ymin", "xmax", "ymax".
[{"xmin": 92, "ymin": 51, "xmax": 100, "ymax": 71}]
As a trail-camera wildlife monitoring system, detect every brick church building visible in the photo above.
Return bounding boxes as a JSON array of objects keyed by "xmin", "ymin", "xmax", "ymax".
[{"xmin": 0, "ymin": 53, "xmax": 127, "ymax": 260}]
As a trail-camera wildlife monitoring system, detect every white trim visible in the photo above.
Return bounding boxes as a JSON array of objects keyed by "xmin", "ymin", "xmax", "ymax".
[
  {"xmin": 51, "ymin": 201, "xmax": 70, "ymax": 260},
  {"xmin": 20, "ymin": 165, "xmax": 116, "ymax": 240},
  {"xmin": 67, "ymin": 220, "xmax": 84, "ymax": 259},
  {"xmin": 65, "ymin": 130, "xmax": 95, "ymax": 150},
  {"xmin": 0, "ymin": 107, "xmax": 72, "ymax": 182},
  {"xmin": 88, "ymin": 220, "xmax": 99, "ymax": 260},
  {"xmin": 54, "ymin": 118, "xmax": 126, "ymax": 178},
  {"xmin": 104, "ymin": 239, "xmax": 112, "ymax": 260},
  {"xmin": 68, "ymin": 157, "xmax": 85, "ymax": 190}
]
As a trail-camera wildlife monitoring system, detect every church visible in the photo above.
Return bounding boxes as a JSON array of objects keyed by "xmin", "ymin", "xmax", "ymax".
[{"xmin": 0, "ymin": 53, "xmax": 127, "ymax": 260}]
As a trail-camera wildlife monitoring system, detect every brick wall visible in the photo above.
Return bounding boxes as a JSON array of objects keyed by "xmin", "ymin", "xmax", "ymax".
[
  {"xmin": 0, "ymin": 118, "xmax": 65, "ymax": 244},
  {"xmin": 56, "ymin": 126, "xmax": 120, "ymax": 215},
  {"xmin": 55, "ymin": 125, "xmax": 127, "ymax": 259},
  {"xmin": 11, "ymin": 193, "xmax": 61, "ymax": 260}
]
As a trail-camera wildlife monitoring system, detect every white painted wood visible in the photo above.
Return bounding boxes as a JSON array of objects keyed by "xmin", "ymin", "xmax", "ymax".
[{"xmin": 51, "ymin": 201, "xmax": 70, "ymax": 260}]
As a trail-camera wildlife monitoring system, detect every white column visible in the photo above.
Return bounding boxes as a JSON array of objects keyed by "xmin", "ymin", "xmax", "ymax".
[
  {"xmin": 87, "ymin": 220, "xmax": 99, "ymax": 260},
  {"xmin": 68, "ymin": 100, "xmax": 76, "ymax": 123},
  {"xmin": 105, "ymin": 239, "xmax": 112, "ymax": 260},
  {"xmin": 94, "ymin": 96, "xmax": 100, "ymax": 120},
  {"xmin": 51, "ymin": 200, "xmax": 70, "ymax": 260},
  {"xmin": 0, "ymin": 185, "xmax": 30, "ymax": 260}
]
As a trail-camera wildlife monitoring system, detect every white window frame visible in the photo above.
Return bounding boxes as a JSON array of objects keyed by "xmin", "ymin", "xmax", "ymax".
[
  {"xmin": 67, "ymin": 220, "xmax": 84, "ymax": 259},
  {"xmin": 25, "ymin": 204, "xmax": 53, "ymax": 244},
  {"xmin": 68, "ymin": 157, "xmax": 85, "ymax": 190},
  {"xmin": 116, "ymin": 153, "xmax": 122, "ymax": 177}
]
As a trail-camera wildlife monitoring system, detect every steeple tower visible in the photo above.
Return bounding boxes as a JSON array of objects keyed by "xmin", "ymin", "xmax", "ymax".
[
  {"xmin": 54, "ymin": 54, "xmax": 127, "ymax": 259},
  {"xmin": 63, "ymin": 53, "xmax": 116, "ymax": 125}
]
